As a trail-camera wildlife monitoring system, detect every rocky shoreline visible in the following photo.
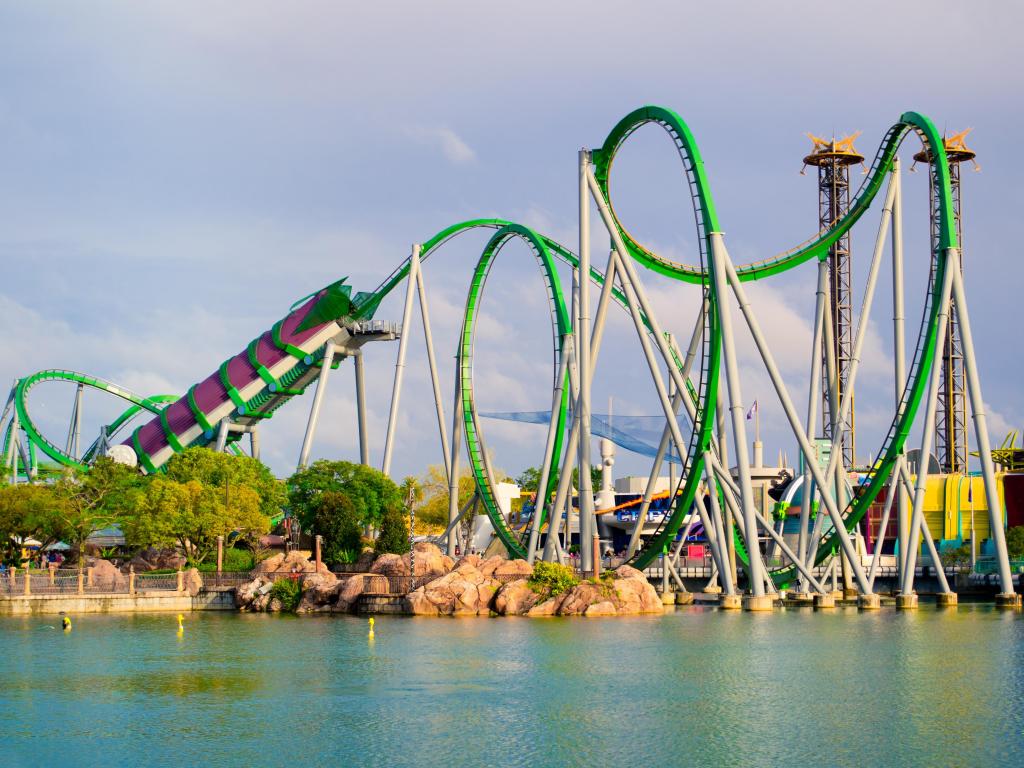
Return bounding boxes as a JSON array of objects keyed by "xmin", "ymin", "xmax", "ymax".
[{"xmin": 236, "ymin": 542, "xmax": 664, "ymax": 617}]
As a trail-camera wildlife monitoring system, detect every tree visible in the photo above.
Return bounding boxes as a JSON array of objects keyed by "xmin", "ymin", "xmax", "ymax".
[
  {"xmin": 0, "ymin": 484, "xmax": 65, "ymax": 565},
  {"xmin": 53, "ymin": 457, "xmax": 143, "ymax": 567},
  {"xmin": 288, "ymin": 460, "xmax": 402, "ymax": 533},
  {"xmin": 121, "ymin": 477, "xmax": 269, "ymax": 565},
  {"xmin": 313, "ymin": 491, "xmax": 363, "ymax": 565},
  {"xmin": 516, "ymin": 464, "xmax": 602, "ymax": 495},
  {"xmin": 164, "ymin": 447, "xmax": 286, "ymax": 519},
  {"xmin": 416, "ymin": 464, "xmax": 475, "ymax": 534},
  {"xmin": 1007, "ymin": 526, "xmax": 1024, "ymax": 560},
  {"xmin": 374, "ymin": 504, "xmax": 410, "ymax": 555}
]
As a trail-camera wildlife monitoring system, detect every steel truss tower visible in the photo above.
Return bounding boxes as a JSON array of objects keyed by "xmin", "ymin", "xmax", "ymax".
[
  {"xmin": 915, "ymin": 131, "xmax": 977, "ymax": 474},
  {"xmin": 803, "ymin": 134, "xmax": 864, "ymax": 468}
]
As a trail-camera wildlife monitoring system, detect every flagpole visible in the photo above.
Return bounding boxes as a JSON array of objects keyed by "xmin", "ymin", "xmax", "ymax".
[{"xmin": 970, "ymin": 476, "xmax": 976, "ymax": 571}]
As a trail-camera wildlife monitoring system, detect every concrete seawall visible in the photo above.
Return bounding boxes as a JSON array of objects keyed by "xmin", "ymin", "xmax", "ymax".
[{"xmin": 0, "ymin": 589, "xmax": 238, "ymax": 615}]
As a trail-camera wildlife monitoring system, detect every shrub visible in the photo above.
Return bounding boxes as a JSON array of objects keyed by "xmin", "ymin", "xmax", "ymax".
[
  {"xmin": 374, "ymin": 505, "xmax": 410, "ymax": 556},
  {"xmin": 314, "ymin": 491, "xmax": 363, "ymax": 565},
  {"xmin": 197, "ymin": 546, "xmax": 255, "ymax": 572},
  {"xmin": 269, "ymin": 578, "xmax": 301, "ymax": 612},
  {"xmin": 528, "ymin": 561, "xmax": 579, "ymax": 597},
  {"xmin": 1007, "ymin": 526, "xmax": 1024, "ymax": 560}
]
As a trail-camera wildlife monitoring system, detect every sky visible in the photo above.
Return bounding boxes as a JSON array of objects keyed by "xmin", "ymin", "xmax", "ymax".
[{"xmin": 2, "ymin": 1, "xmax": 1022, "ymax": 483}]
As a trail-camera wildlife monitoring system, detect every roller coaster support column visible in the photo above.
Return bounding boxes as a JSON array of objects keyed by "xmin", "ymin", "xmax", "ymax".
[
  {"xmin": 577, "ymin": 149, "xmax": 596, "ymax": 575},
  {"xmin": 723, "ymin": 255, "xmax": 872, "ymax": 595},
  {"xmin": 527, "ymin": 334, "xmax": 571, "ymax": 563},
  {"xmin": 65, "ymin": 382, "xmax": 83, "ymax": 460},
  {"xmin": 950, "ymin": 263, "xmax": 1016, "ymax": 599},
  {"xmin": 298, "ymin": 341, "xmax": 337, "ymax": 470},
  {"xmin": 382, "ymin": 244, "xmax": 421, "ymax": 477},
  {"xmin": 710, "ymin": 233, "xmax": 766, "ymax": 600},
  {"xmin": 250, "ymin": 428, "xmax": 260, "ymax": 461},
  {"xmin": 446, "ymin": 361, "xmax": 463, "ymax": 558},
  {"xmin": 416, "ymin": 253, "xmax": 451, "ymax": 481},
  {"xmin": 8, "ymin": 404, "xmax": 20, "ymax": 485},
  {"xmin": 901, "ymin": 248, "xmax": 956, "ymax": 597},
  {"xmin": 891, "ymin": 158, "xmax": 909, "ymax": 584},
  {"xmin": 353, "ymin": 350, "xmax": 369, "ymax": 465},
  {"xmin": 798, "ymin": 259, "xmax": 827, "ymax": 593}
]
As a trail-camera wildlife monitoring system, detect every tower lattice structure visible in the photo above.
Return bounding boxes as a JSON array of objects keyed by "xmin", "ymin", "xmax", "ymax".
[
  {"xmin": 915, "ymin": 130, "xmax": 977, "ymax": 474},
  {"xmin": 803, "ymin": 133, "xmax": 864, "ymax": 469}
]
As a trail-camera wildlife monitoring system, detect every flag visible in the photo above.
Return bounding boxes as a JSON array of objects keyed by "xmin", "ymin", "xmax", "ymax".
[{"xmin": 746, "ymin": 400, "xmax": 758, "ymax": 420}]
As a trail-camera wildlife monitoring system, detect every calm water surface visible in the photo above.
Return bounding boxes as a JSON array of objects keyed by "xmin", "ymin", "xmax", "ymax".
[{"xmin": 1, "ymin": 605, "xmax": 1022, "ymax": 767}]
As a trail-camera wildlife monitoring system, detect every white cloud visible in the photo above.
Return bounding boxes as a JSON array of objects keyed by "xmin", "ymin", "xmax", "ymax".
[{"xmin": 406, "ymin": 126, "xmax": 476, "ymax": 166}]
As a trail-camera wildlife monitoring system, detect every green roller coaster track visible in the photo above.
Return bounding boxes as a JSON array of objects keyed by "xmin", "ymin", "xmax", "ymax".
[{"xmin": 4, "ymin": 105, "xmax": 957, "ymax": 582}]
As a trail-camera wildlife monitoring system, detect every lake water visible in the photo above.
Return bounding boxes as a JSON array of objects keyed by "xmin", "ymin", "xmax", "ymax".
[{"xmin": 2, "ymin": 604, "xmax": 1022, "ymax": 767}]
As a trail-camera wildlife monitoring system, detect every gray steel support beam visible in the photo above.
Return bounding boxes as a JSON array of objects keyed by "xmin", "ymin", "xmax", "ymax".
[
  {"xmin": 415, "ymin": 262, "xmax": 451, "ymax": 482},
  {"xmin": 353, "ymin": 350, "xmax": 369, "ymax": 465},
  {"xmin": 382, "ymin": 244, "xmax": 421, "ymax": 477},
  {"xmin": 950, "ymin": 262, "xmax": 1015, "ymax": 594},
  {"xmin": 297, "ymin": 341, "xmax": 336, "ymax": 470}
]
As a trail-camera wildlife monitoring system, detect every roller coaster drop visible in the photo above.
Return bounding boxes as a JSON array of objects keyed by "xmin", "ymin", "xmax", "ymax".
[{"xmin": 2, "ymin": 106, "xmax": 1016, "ymax": 605}]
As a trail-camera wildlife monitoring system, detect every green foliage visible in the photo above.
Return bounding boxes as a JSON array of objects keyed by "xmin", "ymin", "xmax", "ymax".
[
  {"xmin": 1007, "ymin": 526, "xmax": 1024, "ymax": 560},
  {"xmin": 269, "ymin": 578, "xmax": 301, "ymax": 612},
  {"xmin": 164, "ymin": 447, "xmax": 285, "ymax": 519},
  {"xmin": 0, "ymin": 484, "xmax": 64, "ymax": 566},
  {"xmin": 313, "ymin": 491, "xmax": 363, "ymax": 566},
  {"xmin": 120, "ymin": 476, "xmax": 269, "ymax": 565},
  {"xmin": 416, "ymin": 464, "xmax": 475, "ymax": 531},
  {"xmin": 374, "ymin": 504, "xmax": 410, "ymax": 555},
  {"xmin": 942, "ymin": 543, "xmax": 972, "ymax": 569},
  {"xmin": 516, "ymin": 465, "xmax": 602, "ymax": 495},
  {"xmin": 54, "ymin": 457, "xmax": 144, "ymax": 566},
  {"xmin": 527, "ymin": 560, "xmax": 579, "ymax": 597},
  {"xmin": 288, "ymin": 460, "xmax": 402, "ymax": 532},
  {"xmin": 197, "ymin": 546, "xmax": 255, "ymax": 572}
]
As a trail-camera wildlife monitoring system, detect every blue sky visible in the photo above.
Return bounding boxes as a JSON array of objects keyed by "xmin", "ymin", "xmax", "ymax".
[{"xmin": 2, "ymin": 1, "xmax": 1021, "ymax": 481}]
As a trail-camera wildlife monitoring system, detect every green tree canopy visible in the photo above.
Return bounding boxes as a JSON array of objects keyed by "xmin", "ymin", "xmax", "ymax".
[
  {"xmin": 54, "ymin": 457, "xmax": 145, "ymax": 566},
  {"xmin": 164, "ymin": 447, "xmax": 285, "ymax": 519},
  {"xmin": 374, "ymin": 503, "xmax": 410, "ymax": 556},
  {"xmin": 288, "ymin": 460, "xmax": 402, "ymax": 532},
  {"xmin": 0, "ymin": 483, "xmax": 65, "ymax": 565},
  {"xmin": 515, "ymin": 465, "xmax": 601, "ymax": 495},
  {"xmin": 121, "ymin": 476, "xmax": 269, "ymax": 565},
  {"xmin": 313, "ymin": 491, "xmax": 363, "ymax": 565}
]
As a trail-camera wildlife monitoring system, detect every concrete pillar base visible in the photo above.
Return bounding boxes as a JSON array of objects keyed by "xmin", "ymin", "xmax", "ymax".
[
  {"xmin": 857, "ymin": 593, "xmax": 881, "ymax": 610},
  {"xmin": 660, "ymin": 591, "xmax": 676, "ymax": 606},
  {"xmin": 936, "ymin": 592, "xmax": 958, "ymax": 607},
  {"xmin": 830, "ymin": 590, "xmax": 845, "ymax": 601},
  {"xmin": 995, "ymin": 592, "xmax": 1023, "ymax": 608},
  {"xmin": 675, "ymin": 591, "xmax": 694, "ymax": 605},
  {"xmin": 896, "ymin": 593, "xmax": 918, "ymax": 610},
  {"xmin": 718, "ymin": 594, "xmax": 742, "ymax": 610},
  {"xmin": 704, "ymin": 585, "xmax": 723, "ymax": 595},
  {"xmin": 743, "ymin": 595, "xmax": 774, "ymax": 612},
  {"xmin": 813, "ymin": 593, "xmax": 835, "ymax": 609},
  {"xmin": 788, "ymin": 592, "xmax": 814, "ymax": 605},
  {"xmin": 843, "ymin": 588, "xmax": 859, "ymax": 600}
]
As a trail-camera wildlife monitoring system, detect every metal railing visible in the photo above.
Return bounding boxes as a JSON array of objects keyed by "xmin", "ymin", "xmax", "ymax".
[{"xmin": 0, "ymin": 567, "xmax": 184, "ymax": 596}]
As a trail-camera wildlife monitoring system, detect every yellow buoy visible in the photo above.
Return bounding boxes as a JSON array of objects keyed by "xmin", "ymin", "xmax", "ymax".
[
  {"xmin": 177, "ymin": 614, "xmax": 184, "ymax": 634},
  {"xmin": 62, "ymin": 616, "xmax": 72, "ymax": 632},
  {"xmin": 368, "ymin": 617, "xmax": 375, "ymax": 639}
]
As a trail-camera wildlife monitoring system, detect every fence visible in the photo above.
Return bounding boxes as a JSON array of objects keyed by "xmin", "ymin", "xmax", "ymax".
[{"xmin": 0, "ymin": 567, "xmax": 185, "ymax": 596}]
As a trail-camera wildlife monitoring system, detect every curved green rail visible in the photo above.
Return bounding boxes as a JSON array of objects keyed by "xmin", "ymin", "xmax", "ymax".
[{"xmin": 6, "ymin": 370, "xmax": 177, "ymax": 472}]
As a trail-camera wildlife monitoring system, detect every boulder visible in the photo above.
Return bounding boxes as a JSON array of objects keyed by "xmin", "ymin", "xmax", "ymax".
[
  {"xmin": 583, "ymin": 600, "xmax": 617, "ymax": 617},
  {"xmin": 254, "ymin": 550, "xmax": 329, "ymax": 576},
  {"xmin": 370, "ymin": 553, "xmax": 410, "ymax": 577},
  {"xmin": 555, "ymin": 582, "xmax": 611, "ymax": 616},
  {"xmin": 477, "ymin": 556, "xmax": 505, "ymax": 579},
  {"xmin": 236, "ymin": 576, "xmax": 273, "ymax": 611},
  {"xmin": 412, "ymin": 542, "xmax": 455, "ymax": 578},
  {"xmin": 610, "ymin": 571, "xmax": 663, "ymax": 614},
  {"xmin": 454, "ymin": 554, "xmax": 483, "ymax": 570},
  {"xmin": 182, "ymin": 568, "xmax": 203, "ymax": 597},
  {"xmin": 129, "ymin": 547, "xmax": 186, "ymax": 572},
  {"xmin": 403, "ymin": 562, "xmax": 499, "ymax": 616},
  {"xmin": 493, "ymin": 559, "xmax": 533, "ymax": 580},
  {"xmin": 296, "ymin": 571, "xmax": 341, "ymax": 613},
  {"xmin": 87, "ymin": 559, "xmax": 127, "ymax": 591},
  {"xmin": 267, "ymin": 597, "xmax": 283, "ymax": 612},
  {"xmin": 355, "ymin": 549, "xmax": 376, "ymax": 570},
  {"xmin": 332, "ymin": 575, "xmax": 366, "ymax": 613},
  {"xmin": 526, "ymin": 595, "xmax": 564, "ymax": 617},
  {"xmin": 493, "ymin": 579, "xmax": 543, "ymax": 616}
]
